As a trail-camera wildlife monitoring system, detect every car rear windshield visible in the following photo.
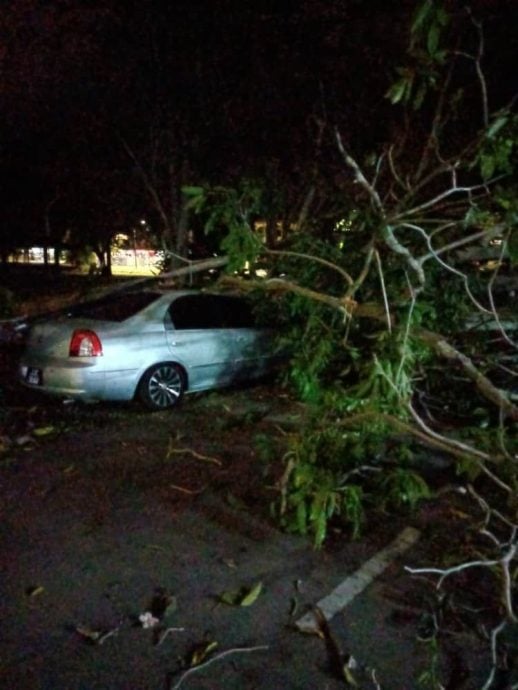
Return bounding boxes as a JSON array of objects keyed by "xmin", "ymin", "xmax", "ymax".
[{"xmin": 66, "ymin": 291, "xmax": 162, "ymax": 322}]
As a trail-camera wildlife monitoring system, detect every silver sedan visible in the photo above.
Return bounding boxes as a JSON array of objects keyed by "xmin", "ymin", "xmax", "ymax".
[{"xmin": 18, "ymin": 289, "xmax": 281, "ymax": 410}]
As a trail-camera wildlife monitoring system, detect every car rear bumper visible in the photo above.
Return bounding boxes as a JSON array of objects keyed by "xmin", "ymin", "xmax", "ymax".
[{"xmin": 18, "ymin": 359, "xmax": 106, "ymax": 401}]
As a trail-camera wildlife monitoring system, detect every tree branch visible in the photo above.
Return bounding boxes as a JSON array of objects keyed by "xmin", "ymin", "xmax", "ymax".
[
  {"xmin": 219, "ymin": 275, "xmax": 362, "ymax": 319},
  {"xmin": 390, "ymin": 177, "xmax": 502, "ymax": 222},
  {"xmin": 335, "ymin": 128, "xmax": 384, "ymax": 215},
  {"xmin": 119, "ymin": 136, "xmax": 172, "ymax": 235},
  {"xmin": 264, "ymin": 248, "xmax": 353, "ymax": 286},
  {"xmin": 417, "ymin": 330, "xmax": 518, "ymax": 422},
  {"xmin": 382, "ymin": 225, "xmax": 425, "ymax": 286}
]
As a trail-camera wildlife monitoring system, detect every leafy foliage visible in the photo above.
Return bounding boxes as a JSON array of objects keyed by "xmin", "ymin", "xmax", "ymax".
[
  {"xmin": 183, "ymin": 181, "xmax": 265, "ymax": 271},
  {"xmin": 379, "ymin": 468, "xmax": 431, "ymax": 511},
  {"xmin": 276, "ymin": 425, "xmax": 367, "ymax": 547},
  {"xmin": 189, "ymin": 3, "xmax": 517, "ymax": 567},
  {"xmin": 477, "ymin": 112, "xmax": 517, "ymax": 181}
]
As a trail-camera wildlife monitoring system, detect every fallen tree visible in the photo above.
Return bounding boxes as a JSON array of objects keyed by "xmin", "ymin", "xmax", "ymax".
[{"xmin": 179, "ymin": 5, "xmax": 516, "ymax": 684}]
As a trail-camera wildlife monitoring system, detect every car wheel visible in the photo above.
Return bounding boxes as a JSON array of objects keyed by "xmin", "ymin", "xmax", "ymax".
[{"xmin": 138, "ymin": 363, "xmax": 185, "ymax": 410}]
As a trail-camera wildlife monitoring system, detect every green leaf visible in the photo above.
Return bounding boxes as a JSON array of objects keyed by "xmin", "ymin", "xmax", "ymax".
[
  {"xmin": 412, "ymin": 0, "xmax": 433, "ymax": 35},
  {"xmin": 342, "ymin": 662, "xmax": 358, "ymax": 686},
  {"xmin": 487, "ymin": 115, "xmax": 508, "ymax": 139},
  {"xmin": 434, "ymin": 49, "xmax": 447, "ymax": 64},
  {"xmin": 239, "ymin": 581, "xmax": 263, "ymax": 606},
  {"xmin": 427, "ymin": 24, "xmax": 440, "ymax": 55},
  {"xmin": 181, "ymin": 186, "xmax": 204, "ymax": 197},
  {"xmin": 480, "ymin": 154, "xmax": 495, "ymax": 180},
  {"xmin": 436, "ymin": 8, "xmax": 449, "ymax": 26},
  {"xmin": 76, "ymin": 625, "xmax": 103, "ymax": 642},
  {"xmin": 189, "ymin": 640, "xmax": 218, "ymax": 666},
  {"xmin": 296, "ymin": 500, "xmax": 308, "ymax": 534},
  {"xmin": 385, "ymin": 79, "xmax": 408, "ymax": 105},
  {"xmin": 314, "ymin": 511, "xmax": 327, "ymax": 548},
  {"xmin": 184, "ymin": 195, "xmax": 205, "ymax": 212},
  {"xmin": 33, "ymin": 426, "xmax": 56, "ymax": 437},
  {"xmin": 161, "ymin": 597, "xmax": 178, "ymax": 623},
  {"xmin": 219, "ymin": 582, "xmax": 263, "ymax": 607}
]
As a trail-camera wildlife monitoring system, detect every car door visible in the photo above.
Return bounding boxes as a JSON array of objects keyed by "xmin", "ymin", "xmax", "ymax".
[
  {"xmin": 217, "ymin": 296, "xmax": 273, "ymax": 380},
  {"xmin": 164, "ymin": 294, "xmax": 237, "ymax": 391}
]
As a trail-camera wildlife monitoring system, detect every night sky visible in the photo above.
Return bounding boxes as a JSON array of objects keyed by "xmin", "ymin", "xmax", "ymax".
[{"xmin": 1, "ymin": 0, "xmax": 516, "ymax": 251}]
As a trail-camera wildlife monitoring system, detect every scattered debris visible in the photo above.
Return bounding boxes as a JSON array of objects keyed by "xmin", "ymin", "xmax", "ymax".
[
  {"xmin": 219, "ymin": 581, "xmax": 263, "ymax": 607},
  {"xmin": 169, "ymin": 483, "xmax": 206, "ymax": 495},
  {"xmin": 139, "ymin": 612, "xmax": 160, "ymax": 629},
  {"xmin": 155, "ymin": 626, "xmax": 186, "ymax": 647},
  {"xmin": 221, "ymin": 557, "xmax": 237, "ymax": 569},
  {"xmin": 75, "ymin": 624, "xmax": 120, "ymax": 645},
  {"xmin": 310, "ymin": 607, "xmax": 382, "ymax": 687},
  {"xmin": 290, "ymin": 579, "xmax": 304, "ymax": 617},
  {"xmin": 187, "ymin": 640, "xmax": 218, "ymax": 667},
  {"xmin": 166, "ymin": 438, "xmax": 223, "ymax": 466},
  {"xmin": 169, "ymin": 644, "xmax": 269, "ymax": 690},
  {"xmin": 15, "ymin": 435, "xmax": 32, "ymax": 446},
  {"xmin": 289, "ymin": 597, "xmax": 299, "ymax": 617},
  {"xmin": 33, "ymin": 426, "xmax": 56, "ymax": 437}
]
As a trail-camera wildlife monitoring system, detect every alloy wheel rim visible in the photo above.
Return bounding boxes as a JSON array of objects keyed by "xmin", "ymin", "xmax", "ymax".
[{"xmin": 148, "ymin": 366, "xmax": 182, "ymax": 408}]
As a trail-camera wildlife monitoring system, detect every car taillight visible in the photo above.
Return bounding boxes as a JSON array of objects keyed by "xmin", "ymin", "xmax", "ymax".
[{"xmin": 69, "ymin": 329, "xmax": 103, "ymax": 357}]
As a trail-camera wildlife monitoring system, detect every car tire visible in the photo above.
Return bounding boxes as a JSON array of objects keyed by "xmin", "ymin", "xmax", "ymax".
[{"xmin": 138, "ymin": 363, "xmax": 186, "ymax": 410}]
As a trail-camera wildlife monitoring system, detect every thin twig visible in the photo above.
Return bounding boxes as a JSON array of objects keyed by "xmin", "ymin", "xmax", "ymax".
[
  {"xmin": 167, "ymin": 446, "xmax": 222, "ymax": 466},
  {"xmin": 395, "ymin": 276, "xmax": 416, "ymax": 388},
  {"xmin": 119, "ymin": 136, "xmax": 173, "ymax": 236},
  {"xmin": 370, "ymin": 668, "xmax": 383, "ymax": 690},
  {"xmin": 481, "ymin": 620, "xmax": 507, "ymax": 690},
  {"xmin": 169, "ymin": 483, "xmax": 206, "ymax": 495},
  {"xmin": 486, "ymin": 232, "xmax": 518, "ymax": 348},
  {"xmin": 466, "ymin": 8, "xmax": 489, "ymax": 128},
  {"xmin": 169, "ymin": 645, "xmax": 269, "ymax": 690},
  {"xmin": 403, "ymin": 221, "xmax": 492, "ymax": 314},
  {"xmin": 407, "ymin": 545, "xmax": 517, "ymax": 622},
  {"xmin": 467, "ymin": 484, "xmax": 517, "ymax": 531},
  {"xmin": 371, "ymin": 152, "xmax": 386, "ymax": 191},
  {"xmin": 418, "ymin": 225, "xmax": 504, "ymax": 264},
  {"xmin": 374, "ymin": 249, "xmax": 392, "ymax": 333},
  {"xmin": 497, "ymin": 407, "xmax": 517, "ymax": 463},
  {"xmin": 155, "ymin": 627, "xmax": 186, "ymax": 647},
  {"xmin": 405, "ymin": 558, "xmax": 502, "ymax": 584},
  {"xmin": 345, "ymin": 243, "xmax": 375, "ymax": 300},
  {"xmin": 98, "ymin": 627, "xmax": 120, "ymax": 645},
  {"xmin": 340, "ymin": 465, "xmax": 382, "ymax": 484},
  {"xmin": 387, "ymin": 143, "xmax": 409, "ymax": 192},
  {"xmin": 390, "ymin": 176, "xmax": 504, "ymax": 222}
]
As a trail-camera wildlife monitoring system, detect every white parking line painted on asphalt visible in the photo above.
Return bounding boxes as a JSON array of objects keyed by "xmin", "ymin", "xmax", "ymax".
[{"xmin": 295, "ymin": 526, "xmax": 420, "ymax": 633}]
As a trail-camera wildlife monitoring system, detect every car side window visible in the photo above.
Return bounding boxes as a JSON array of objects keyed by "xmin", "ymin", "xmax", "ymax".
[
  {"xmin": 168, "ymin": 295, "xmax": 211, "ymax": 329},
  {"xmin": 168, "ymin": 295, "xmax": 255, "ymax": 330},
  {"xmin": 218, "ymin": 296, "xmax": 255, "ymax": 328}
]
